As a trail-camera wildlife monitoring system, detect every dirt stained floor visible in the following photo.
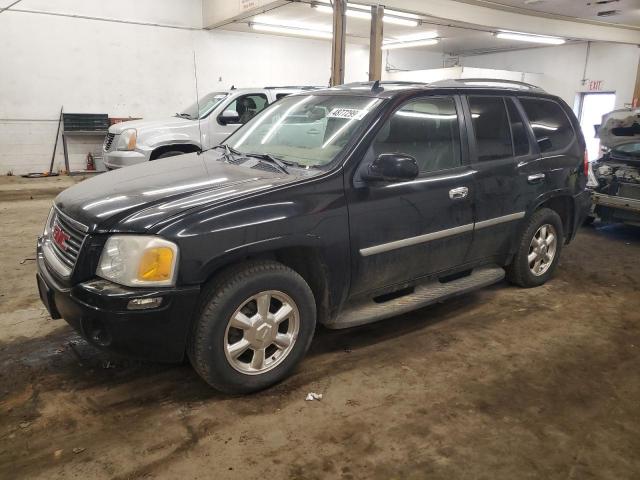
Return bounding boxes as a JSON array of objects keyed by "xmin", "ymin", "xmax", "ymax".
[{"xmin": 0, "ymin": 176, "xmax": 639, "ymax": 479}]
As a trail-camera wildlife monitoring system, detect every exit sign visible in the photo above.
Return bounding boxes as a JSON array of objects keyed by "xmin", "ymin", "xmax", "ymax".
[{"xmin": 587, "ymin": 80, "xmax": 604, "ymax": 91}]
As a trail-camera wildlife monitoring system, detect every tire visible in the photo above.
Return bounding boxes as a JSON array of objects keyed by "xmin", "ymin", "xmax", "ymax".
[
  {"xmin": 506, "ymin": 208, "xmax": 564, "ymax": 288},
  {"xmin": 188, "ymin": 260, "xmax": 316, "ymax": 394}
]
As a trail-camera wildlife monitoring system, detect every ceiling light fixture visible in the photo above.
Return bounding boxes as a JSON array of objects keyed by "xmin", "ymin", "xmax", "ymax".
[
  {"xmin": 251, "ymin": 23, "xmax": 333, "ymax": 39},
  {"xmin": 495, "ymin": 31, "xmax": 566, "ymax": 45},
  {"xmin": 381, "ymin": 38, "xmax": 439, "ymax": 50},
  {"xmin": 312, "ymin": 3, "xmax": 419, "ymax": 27},
  {"xmin": 251, "ymin": 15, "xmax": 333, "ymax": 39}
]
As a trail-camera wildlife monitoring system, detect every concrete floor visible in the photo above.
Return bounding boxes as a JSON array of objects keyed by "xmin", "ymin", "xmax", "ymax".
[{"xmin": 1, "ymin": 176, "xmax": 639, "ymax": 479}]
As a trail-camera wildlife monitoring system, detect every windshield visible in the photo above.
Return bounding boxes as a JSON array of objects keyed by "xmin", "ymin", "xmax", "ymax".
[
  {"xmin": 179, "ymin": 92, "xmax": 228, "ymax": 120},
  {"xmin": 224, "ymin": 94, "xmax": 383, "ymax": 167},
  {"xmin": 612, "ymin": 142, "xmax": 640, "ymax": 156}
]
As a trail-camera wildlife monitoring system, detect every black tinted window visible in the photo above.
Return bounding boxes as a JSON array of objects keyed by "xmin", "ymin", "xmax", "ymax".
[
  {"xmin": 519, "ymin": 98, "xmax": 574, "ymax": 153},
  {"xmin": 372, "ymin": 97, "xmax": 461, "ymax": 173},
  {"xmin": 506, "ymin": 98, "xmax": 530, "ymax": 156},
  {"xmin": 468, "ymin": 96, "xmax": 513, "ymax": 161}
]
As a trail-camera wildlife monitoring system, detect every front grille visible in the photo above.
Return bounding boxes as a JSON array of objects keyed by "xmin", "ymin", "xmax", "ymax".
[
  {"xmin": 46, "ymin": 208, "xmax": 88, "ymax": 274},
  {"xmin": 104, "ymin": 133, "xmax": 115, "ymax": 151}
]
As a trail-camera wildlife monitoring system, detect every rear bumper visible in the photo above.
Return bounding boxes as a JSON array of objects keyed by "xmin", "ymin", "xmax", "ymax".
[
  {"xmin": 569, "ymin": 190, "xmax": 592, "ymax": 240},
  {"xmin": 36, "ymin": 245, "xmax": 200, "ymax": 363}
]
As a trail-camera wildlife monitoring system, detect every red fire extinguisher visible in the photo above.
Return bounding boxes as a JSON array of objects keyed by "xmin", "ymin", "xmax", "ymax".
[{"xmin": 86, "ymin": 152, "xmax": 95, "ymax": 171}]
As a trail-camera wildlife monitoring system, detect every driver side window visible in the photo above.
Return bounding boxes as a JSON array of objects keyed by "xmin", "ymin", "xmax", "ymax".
[
  {"xmin": 225, "ymin": 94, "xmax": 269, "ymax": 125},
  {"xmin": 372, "ymin": 96, "xmax": 461, "ymax": 174}
]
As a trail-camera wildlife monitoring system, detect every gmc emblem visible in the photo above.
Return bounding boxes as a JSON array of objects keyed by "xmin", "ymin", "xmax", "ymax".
[{"xmin": 52, "ymin": 225, "xmax": 70, "ymax": 251}]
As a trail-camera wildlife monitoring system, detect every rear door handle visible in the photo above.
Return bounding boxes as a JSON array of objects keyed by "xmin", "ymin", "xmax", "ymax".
[
  {"xmin": 528, "ymin": 173, "xmax": 546, "ymax": 184},
  {"xmin": 449, "ymin": 186, "xmax": 469, "ymax": 200}
]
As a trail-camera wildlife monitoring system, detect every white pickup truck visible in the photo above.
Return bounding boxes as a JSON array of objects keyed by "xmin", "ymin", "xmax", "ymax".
[{"xmin": 103, "ymin": 86, "xmax": 316, "ymax": 169}]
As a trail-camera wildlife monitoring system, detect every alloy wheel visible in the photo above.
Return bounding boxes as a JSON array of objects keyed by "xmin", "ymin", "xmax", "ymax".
[
  {"xmin": 528, "ymin": 223, "xmax": 557, "ymax": 276},
  {"xmin": 224, "ymin": 290, "xmax": 300, "ymax": 375}
]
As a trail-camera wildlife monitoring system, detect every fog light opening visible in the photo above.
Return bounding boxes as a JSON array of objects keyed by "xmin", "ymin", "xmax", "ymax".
[{"xmin": 127, "ymin": 297, "xmax": 163, "ymax": 310}]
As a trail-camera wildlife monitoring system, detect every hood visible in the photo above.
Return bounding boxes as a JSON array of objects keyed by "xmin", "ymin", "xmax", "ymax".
[
  {"xmin": 108, "ymin": 116, "xmax": 195, "ymax": 134},
  {"xmin": 598, "ymin": 108, "xmax": 640, "ymax": 149},
  {"xmin": 55, "ymin": 151, "xmax": 308, "ymax": 233}
]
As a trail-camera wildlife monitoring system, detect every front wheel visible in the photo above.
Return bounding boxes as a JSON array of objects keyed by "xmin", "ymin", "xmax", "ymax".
[
  {"xmin": 506, "ymin": 208, "xmax": 564, "ymax": 288},
  {"xmin": 188, "ymin": 261, "xmax": 316, "ymax": 394}
]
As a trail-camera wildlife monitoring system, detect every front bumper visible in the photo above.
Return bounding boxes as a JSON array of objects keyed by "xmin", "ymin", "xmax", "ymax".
[
  {"xmin": 103, "ymin": 149, "xmax": 150, "ymax": 170},
  {"xmin": 36, "ymin": 242, "xmax": 200, "ymax": 363},
  {"xmin": 591, "ymin": 191, "xmax": 640, "ymax": 225}
]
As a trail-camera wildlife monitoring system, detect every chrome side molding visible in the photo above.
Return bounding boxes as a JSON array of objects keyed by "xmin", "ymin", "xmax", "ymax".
[{"xmin": 359, "ymin": 211, "xmax": 525, "ymax": 257}]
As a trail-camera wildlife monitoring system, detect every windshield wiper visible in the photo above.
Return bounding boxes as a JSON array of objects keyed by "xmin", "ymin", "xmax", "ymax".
[
  {"xmin": 175, "ymin": 113, "xmax": 193, "ymax": 119},
  {"xmin": 242, "ymin": 152, "xmax": 291, "ymax": 174},
  {"xmin": 212, "ymin": 145, "xmax": 291, "ymax": 174},
  {"xmin": 212, "ymin": 144, "xmax": 242, "ymax": 157}
]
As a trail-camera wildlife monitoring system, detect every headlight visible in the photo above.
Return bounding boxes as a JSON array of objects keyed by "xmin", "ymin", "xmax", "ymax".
[
  {"xmin": 587, "ymin": 162, "xmax": 599, "ymax": 188},
  {"xmin": 117, "ymin": 129, "xmax": 137, "ymax": 151},
  {"xmin": 43, "ymin": 206, "xmax": 55, "ymax": 236},
  {"xmin": 97, "ymin": 235, "xmax": 178, "ymax": 287}
]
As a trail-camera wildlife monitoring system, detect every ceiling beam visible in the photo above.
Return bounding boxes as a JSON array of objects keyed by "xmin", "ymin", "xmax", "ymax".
[
  {"xmin": 202, "ymin": 0, "xmax": 290, "ymax": 29},
  {"xmin": 369, "ymin": 0, "xmax": 640, "ymax": 44}
]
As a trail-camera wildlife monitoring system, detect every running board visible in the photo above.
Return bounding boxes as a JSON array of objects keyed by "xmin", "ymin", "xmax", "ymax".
[{"xmin": 325, "ymin": 265, "xmax": 505, "ymax": 329}]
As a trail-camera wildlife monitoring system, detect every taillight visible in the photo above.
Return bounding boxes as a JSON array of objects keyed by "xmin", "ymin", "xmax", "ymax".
[{"xmin": 583, "ymin": 149, "xmax": 589, "ymax": 176}]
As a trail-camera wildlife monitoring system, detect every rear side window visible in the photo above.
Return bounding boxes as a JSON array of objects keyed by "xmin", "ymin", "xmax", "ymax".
[
  {"xmin": 518, "ymin": 98, "xmax": 574, "ymax": 153},
  {"xmin": 506, "ymin": 98, "xmax": 530, "ymax": 156},
  {"xmin": 468, "ymin": 96, "xmax": 512, "ymax": 161},
  {"xmin": 372, "ymin": 96, "xmax": 461, "ymax": 174}
]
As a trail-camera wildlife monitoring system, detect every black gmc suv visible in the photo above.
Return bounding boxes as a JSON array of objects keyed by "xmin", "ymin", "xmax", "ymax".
[{"xmin": 37, "ymin": 80, "xmax": 590, "ymax": 393}]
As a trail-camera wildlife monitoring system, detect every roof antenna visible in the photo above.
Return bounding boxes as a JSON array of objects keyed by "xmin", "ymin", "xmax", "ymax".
[
  {"xmin": 231, "ymin": 85, "xmax": 236, "ymax": 90},
  {"xmin": 192, "ymin": 50, "xmax": 204, "ymax": 155},
  {"xmin": 371, "ymin": 80, "xmax": 383, "ymax": 92}
]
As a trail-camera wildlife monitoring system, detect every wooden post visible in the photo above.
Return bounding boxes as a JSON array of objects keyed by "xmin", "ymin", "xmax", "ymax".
[
  {"xmin": 330, "ymin": 0, "xmax": 346, "ymax": 86},
  {"xmin": 369, "ymin": 5, "xmax": 384, "ymax": 82}
]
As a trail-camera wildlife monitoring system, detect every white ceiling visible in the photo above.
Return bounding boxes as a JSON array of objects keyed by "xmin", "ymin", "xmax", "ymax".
[
  {"xmin": 458, "ymin": 0, "xmax": 640, "ymax": 28},
  {"xmin": 220, "ymin": 1, "xmax": 582, "ymax": 55}
]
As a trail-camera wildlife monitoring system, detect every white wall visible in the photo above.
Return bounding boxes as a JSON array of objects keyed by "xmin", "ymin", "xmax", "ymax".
[
  {"xmin": 0, "ymin": 6, "xmax": 368, "ymax": 175},
  {"xmin": 460, "ymin": 43, "xmax": 640, "ymax": 110},
  {"xmin": 385, "ymin": 42, "xmax": 639, "ymax": 111}
]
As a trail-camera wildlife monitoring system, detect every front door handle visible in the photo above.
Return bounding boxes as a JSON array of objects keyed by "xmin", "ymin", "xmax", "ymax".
[
  {"xmin": 528, "ymin": 173, "xmax": 546, "ymax": 184},
  {"xmin": 449, "ymin": 186, "xmax": 469, "ymax": 200}
]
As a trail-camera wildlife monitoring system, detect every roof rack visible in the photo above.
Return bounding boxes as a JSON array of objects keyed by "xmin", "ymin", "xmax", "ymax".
[{"xmin": 430, "ymin": 78, "xmax": 544, "ymax": 91}]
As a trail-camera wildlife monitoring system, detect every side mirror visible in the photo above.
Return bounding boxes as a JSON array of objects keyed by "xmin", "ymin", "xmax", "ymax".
[
  {"xmin": 363, "ymin": 153, "xmax": 419, "ymax": 183},
  {"xmin": 220, "ymin": 110, "xmax": 240, "ymax": 125}
]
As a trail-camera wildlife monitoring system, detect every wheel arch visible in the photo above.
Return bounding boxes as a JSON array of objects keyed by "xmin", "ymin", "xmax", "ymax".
[
  {"xmin": 150, "ymin": 143, "xmax": 201, "ymax": 160},
  {"xmin": 530, "ymin": 193, "xmax": 575, "ymax": 244},
  {"xmin": 196, "ymin": 239, "xmax": 336, "ymax": 325}
]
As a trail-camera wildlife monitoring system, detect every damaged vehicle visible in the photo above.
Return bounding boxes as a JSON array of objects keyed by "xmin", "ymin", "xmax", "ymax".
[{"xmin": 588, "ymin": 108, "xmax": 640, "ymax": 226}]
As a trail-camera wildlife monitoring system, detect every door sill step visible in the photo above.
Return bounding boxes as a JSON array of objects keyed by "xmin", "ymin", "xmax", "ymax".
[{"xmin": 325, "ymin": 265, "xmax": 505, "ymax": 329}]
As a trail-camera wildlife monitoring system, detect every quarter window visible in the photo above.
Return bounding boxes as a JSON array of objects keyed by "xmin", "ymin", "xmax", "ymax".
[
  {"xmin": 468, "ymin": 96, "xmax": 513, "ymax": 162},
  {"xmin": 371, "ymin": 96, "xmax": 461, "ymax": 174},
  {"xmin": 519, "ymin": 98, "xmax": 575, "ymax": 153}
]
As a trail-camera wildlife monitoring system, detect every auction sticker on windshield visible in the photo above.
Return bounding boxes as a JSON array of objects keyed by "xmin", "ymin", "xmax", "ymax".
[{"xmin": 327, "ymin": 108, "xmax": 369, "ymax": 120}]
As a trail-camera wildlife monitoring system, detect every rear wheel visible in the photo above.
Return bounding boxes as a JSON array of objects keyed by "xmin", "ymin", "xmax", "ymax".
[
  {"xmin": 506, "ymin": 208, "xmax": 564, "ymax": 288},
  {"xmin": 188, "ymin": 261, "xmax": 316, "ymax": 393}
]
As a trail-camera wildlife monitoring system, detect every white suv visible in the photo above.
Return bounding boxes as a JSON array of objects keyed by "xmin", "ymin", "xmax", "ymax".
[{"xmin": 103, "ymin": 87, "xmax": 316, "ymax": 169}]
